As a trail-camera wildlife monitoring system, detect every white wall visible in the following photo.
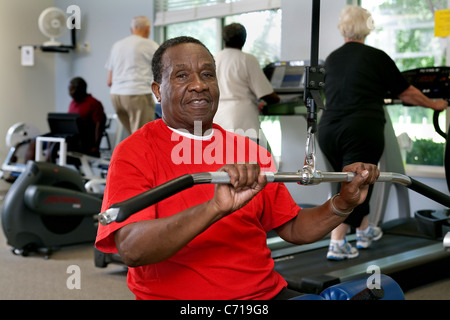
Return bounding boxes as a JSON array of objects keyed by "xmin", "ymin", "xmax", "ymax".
[
  {"xmin": 0, "ymin": 0, "xmax": 55, "ymax": 160},
  {"xmin": 0, "ymin": 0, "xmax": 155, "ymax": 160}
]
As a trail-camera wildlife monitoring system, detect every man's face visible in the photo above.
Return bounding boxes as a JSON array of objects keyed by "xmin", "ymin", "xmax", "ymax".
[
  {"xmin": 69, "ymin": 83, "xmax": 85, "ymax": 102},
  {"xmin": 152, "ymin": 43, "xmax": 219, "ymax": 134}
]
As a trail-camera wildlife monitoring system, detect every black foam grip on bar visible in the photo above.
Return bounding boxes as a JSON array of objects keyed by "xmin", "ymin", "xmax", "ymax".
[
  {"xmin": 408, "ymin": 177, "xmax": 450, "ymax": 208},
  {"xmin": 112, "ymin": 174, "xmax": 195, "ymax": 223}
]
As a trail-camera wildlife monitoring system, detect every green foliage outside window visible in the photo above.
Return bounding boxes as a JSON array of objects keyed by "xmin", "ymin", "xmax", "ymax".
[{"xmin": 406, "ymin": 139, "xmax": 445, "ymax": 166}]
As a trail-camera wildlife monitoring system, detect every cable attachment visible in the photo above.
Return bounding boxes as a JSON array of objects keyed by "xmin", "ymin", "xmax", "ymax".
[
  {"xmin": 304, "ymin": 126, "xmax": 316, "ymax": 170},
  {"xmin": 297, "ymin": 126, "xmax": 316, "ymax": 185}
]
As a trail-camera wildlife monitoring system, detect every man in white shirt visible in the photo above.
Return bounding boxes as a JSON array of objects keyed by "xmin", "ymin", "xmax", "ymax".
[
  {"xmin": 213, "ymin": 23, "xmax": 279, "ymax": 144},
  {"xmin": 106, "ymin": 16, "xmax": 159, "ymax": 134}
]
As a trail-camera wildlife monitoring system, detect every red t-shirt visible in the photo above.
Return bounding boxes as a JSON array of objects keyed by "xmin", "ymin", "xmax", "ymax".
[
  {"xmin": 68, "ymin": 94, "xmax": 105, "ymax": 123},
  {"xmin": 95, "ymin": 119, "xmax": 300, "ymax": 300},
  {"xmin": 68, "ymin": 94, "xmax": 106, "ymax": 153}
]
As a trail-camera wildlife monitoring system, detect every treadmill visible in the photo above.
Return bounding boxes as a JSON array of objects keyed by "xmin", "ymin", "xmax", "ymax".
[
  {"xmin": 262, "ymin": 60, "xmax": 307, "ymax": 115},
  {"xmin": 266, "ymin": 65, "xmax": 450, "ymax": 294}
]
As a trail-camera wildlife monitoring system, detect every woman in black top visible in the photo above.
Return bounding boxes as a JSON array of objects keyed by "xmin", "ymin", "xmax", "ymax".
[{"xmin": 318, "ymin": 5, "xmax": 448, "ymax": 260}]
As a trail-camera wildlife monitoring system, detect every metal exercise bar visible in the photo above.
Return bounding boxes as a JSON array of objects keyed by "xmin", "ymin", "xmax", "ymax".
[{"xmin": 98, "ymin": 170, "xmax": 450, "ymax": 226}]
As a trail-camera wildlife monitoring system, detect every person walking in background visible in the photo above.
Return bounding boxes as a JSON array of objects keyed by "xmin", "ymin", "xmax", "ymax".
[
  {"xmin": 106, "ymin": 16, "xmax": 159, "ymax": 134},
  {"xmin": 318, "ymin": 5, "xmax": 448, "ymax": 261},
  {"xmin": 213, "ymin": 23, "xmax": 280, "ymax": 145}
]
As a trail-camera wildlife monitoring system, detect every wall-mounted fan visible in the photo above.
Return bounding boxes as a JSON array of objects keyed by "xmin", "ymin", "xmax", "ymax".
[{"xmin": 38, "ymin": 7, "xmax": 67, "ymax": 47}]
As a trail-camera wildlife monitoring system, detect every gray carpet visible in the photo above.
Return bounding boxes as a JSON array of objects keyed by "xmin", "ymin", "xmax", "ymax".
[{"xmin": 0, "ymin": 180, "xmax": 133, "ymax": 300}]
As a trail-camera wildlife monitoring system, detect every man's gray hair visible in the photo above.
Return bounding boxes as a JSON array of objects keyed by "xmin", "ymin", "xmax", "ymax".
[{"xmin": 131, "ymin": 16, "xmax": 150, "ymax": 30}]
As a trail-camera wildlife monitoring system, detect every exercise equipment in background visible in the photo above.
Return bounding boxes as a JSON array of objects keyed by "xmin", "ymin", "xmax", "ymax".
[
  {"xmin": 1, "ymin": 161, "xmax": 102, "ymax": 258},
  {"xmin": 0, "ymin": 122, "xmax": 40, "ymax": 181}
]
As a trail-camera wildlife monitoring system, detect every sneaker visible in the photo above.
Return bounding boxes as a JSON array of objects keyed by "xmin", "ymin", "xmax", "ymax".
[
  {"xmin": 327, "ymin": 239, "xmax": 359, "ymax": 260},
  {"xmin": 356, "ymin": 226, "xmax": 383, "ymax": 249}
]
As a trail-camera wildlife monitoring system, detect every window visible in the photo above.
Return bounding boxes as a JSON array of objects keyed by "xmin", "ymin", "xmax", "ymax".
[
  {"xmin": 361, "ymin": 0, "xmax": 448, "ymax": 171},
  {"xmin": 225, "ymin": 10, "xmax": 281, "ymax": 67},
  {"xmin": 154, "ymin": 0, "xmax": 281, "ymax": 60},
  {"xmin": 165, "ymin": 19, "xmax": 220, "ymax": 55},
  {"xmin": 163, "ymin": 9, "xmax": 281, "ymax": 65}
]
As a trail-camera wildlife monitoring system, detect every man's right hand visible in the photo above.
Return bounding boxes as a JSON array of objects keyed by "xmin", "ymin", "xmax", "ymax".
[{"xmin": 209, "ymin": 163, "xmax": 267, "ymax": 218}]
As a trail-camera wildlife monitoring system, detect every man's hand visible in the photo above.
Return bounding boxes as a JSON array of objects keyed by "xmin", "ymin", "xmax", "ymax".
[
  {"xmin": 210, "ymin": 163, "xmax": 267, "ymax": 218},
  {"xmin": 333, "ymin": 162, "xmax": 380, "ymax": 213}
]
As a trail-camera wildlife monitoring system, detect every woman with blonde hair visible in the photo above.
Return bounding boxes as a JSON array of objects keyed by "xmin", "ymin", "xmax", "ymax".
[{"xmin": 318, "ymin": 5, "xmax": 447, "ymax": 260}]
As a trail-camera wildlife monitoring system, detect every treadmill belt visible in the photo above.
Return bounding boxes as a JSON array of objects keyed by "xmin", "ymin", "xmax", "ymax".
[{"xmin": 273, "ymin": 233, "xmax": 448, "ymax": 293}]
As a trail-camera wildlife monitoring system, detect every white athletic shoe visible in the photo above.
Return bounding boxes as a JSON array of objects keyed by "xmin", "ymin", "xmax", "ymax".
[
  {"xmin": 356, "ymin": 226, "xmax": 383, "ymax": 249},
  {"xmin": 326, "ymin": 238, "xmax": 359, "ymax": 260}
]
